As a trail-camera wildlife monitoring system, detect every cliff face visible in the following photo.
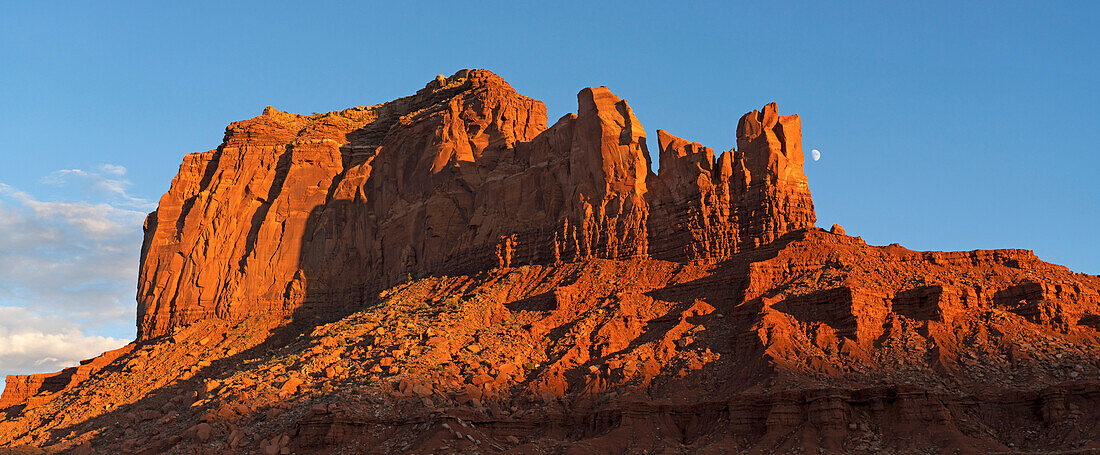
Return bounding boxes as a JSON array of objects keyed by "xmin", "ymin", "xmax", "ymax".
[{"xmin": 136, "ymin": 69, "xmax": 815, "ymax": 340}]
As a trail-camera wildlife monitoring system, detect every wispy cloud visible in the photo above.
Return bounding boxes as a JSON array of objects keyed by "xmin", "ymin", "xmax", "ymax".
[
  {"xmin": 39, "ymin": 164, "xmax": 155, "ymax": 211},
  {"xmin": 0, "ymin": 164, "xmax": 149, "ymax": 391},
  {"xmin": 97, "ymin": 164, "xmax": 127, "ymax": 176}
]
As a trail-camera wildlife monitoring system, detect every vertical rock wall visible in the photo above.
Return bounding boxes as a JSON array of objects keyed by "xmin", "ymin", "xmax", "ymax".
[
  {"xmin": 136, "ymin": 70, "xmax": 816, "ymax": 340},
  {"xmin": 647, "ymin": 103, "xmax": 816, "ymax": 261}
]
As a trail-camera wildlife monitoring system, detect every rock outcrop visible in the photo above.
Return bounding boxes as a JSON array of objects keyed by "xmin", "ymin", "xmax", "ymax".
[
  {"xmin": 0, "ymin": 345, "xmax": 132, "ymax": 411},
  {"xmin": 646, "ymin": 103, "xmax": 814, "ymax": 262},
  {"xmin": 135, "ymin": 69, "xmax": 815, "ymax": 340},
  {"xmin": 7, "ymin": 70, "xmax": 1100, "ymax": 454}
]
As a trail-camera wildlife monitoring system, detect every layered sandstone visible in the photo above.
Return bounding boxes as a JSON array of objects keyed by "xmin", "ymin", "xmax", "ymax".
[
  {"xmin": 135, "ymin": 69, "xmax": 815, "ymax": 340},
  {"xmin": 3, "ymin": 230, "xmax": 1100, "ymax": 453}
]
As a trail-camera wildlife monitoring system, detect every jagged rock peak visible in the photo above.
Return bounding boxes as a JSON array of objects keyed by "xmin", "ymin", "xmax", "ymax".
[{"xmin": 135, "ymin": 70, "xmax": 815, "ymax": 339}]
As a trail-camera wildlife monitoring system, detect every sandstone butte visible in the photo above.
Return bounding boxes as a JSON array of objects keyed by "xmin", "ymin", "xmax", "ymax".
[{"xmin": 1, "ymin": 70, "xmax": 1099, "ymax": 454}]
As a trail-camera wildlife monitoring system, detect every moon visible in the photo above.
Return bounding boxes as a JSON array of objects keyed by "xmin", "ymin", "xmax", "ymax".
[{"xmin": 811, "ymin": 149, "xmax": 821, "ymax": 161}]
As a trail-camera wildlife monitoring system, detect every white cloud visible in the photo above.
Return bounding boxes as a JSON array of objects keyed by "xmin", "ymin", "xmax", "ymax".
[
  {"xmin": 38, "ymin": 165, "xmax": 154, "ymax": 211},
  {"xmin": 0, "ymin": 187, "xmax": 145, "ymax": 238},
  {"xmin": 0, "ymin": 307, "xmax": 127, "ymax": 393},
  {"xmin": 97, "ymin": 164, "xmax": 127, "ymax": 176},
  {"xmin": 0, "ymin": 165, "xmax": 148, "ymax": 391},
  {"xmin": 40, "ymin": 169, "xmax": 88, "ymax": 184}
]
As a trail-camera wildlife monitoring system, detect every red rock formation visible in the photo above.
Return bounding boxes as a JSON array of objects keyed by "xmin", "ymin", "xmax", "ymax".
[
  {"xmin": 647, "ymin": 104, "xmax": 816, "ymax": 262},
  {"xmin": 137, "ymin": 70, "xmax": 550, "ymax": 340},
  {"xmin": 135, "ymin": 69, "xmax": 815, "ymax": 341},
  {"xmin": 732, "ymin": 102, "xmax": 815, "ymax": 249},
  {"xmin": 8, "ymin": 70, "xmax": 1100, "ymax": 454}
]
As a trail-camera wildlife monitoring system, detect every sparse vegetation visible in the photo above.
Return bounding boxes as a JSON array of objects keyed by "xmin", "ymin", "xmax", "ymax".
[{"xmin": 444, "ymin": 297, "xmax": 461, "ymax": 311}]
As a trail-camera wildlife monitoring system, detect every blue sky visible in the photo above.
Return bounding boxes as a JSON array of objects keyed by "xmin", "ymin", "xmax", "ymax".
[{"xmin": 0, "ymin": 1, "xmax": 1097, "ymax": 386}]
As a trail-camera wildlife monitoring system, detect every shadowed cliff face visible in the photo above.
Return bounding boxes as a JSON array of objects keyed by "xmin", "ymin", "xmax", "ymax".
[{"xmin": 135, "ymin": 69, "xmax": 816, "ymax": 340}]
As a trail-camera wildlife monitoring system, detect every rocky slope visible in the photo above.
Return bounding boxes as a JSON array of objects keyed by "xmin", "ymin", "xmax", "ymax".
[{"xmin": 2, "ymin": 70, "xmax": 1099, "ymax": 454}]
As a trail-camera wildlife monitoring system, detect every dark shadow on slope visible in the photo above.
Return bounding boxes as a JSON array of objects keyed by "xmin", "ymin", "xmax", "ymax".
[
  {"xmin": 645, "ymin": 229, "xmax": 806, "ymax": 310},
  {"xmin": 892, "ymin": 285, "xmax": 951, "ymax": 322},
  {"xmin": 1, "ymin": 403, "xmax": 25, "ymax": 420},
  {"xmin": 504, "ymin": 290, "xmax": 557, "ymax": 312},
  {"xmin": 771, "ymin": 287, "xmax": 862, "ymax": 340}
]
